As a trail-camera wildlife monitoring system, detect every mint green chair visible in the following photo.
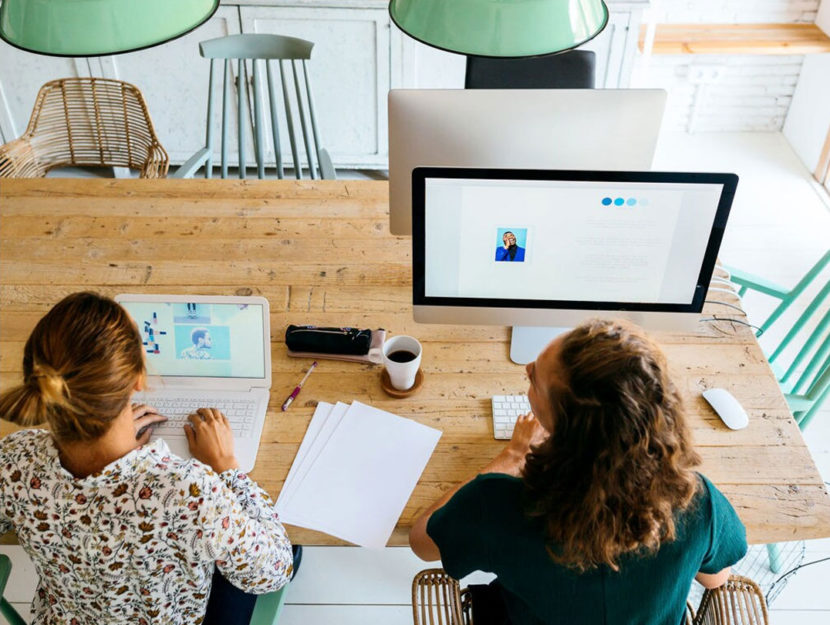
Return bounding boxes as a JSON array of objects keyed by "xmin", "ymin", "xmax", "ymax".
[
  {"xmin": 0, "ymin": 552, "xmax": 287, "ymax": 625},
  {"xmin": 174, "ymin": 33, "xmax": 335, "ymax": 180},
  {"xmin": 0, "ymin": 555, "xmax": 27, "ymax": 625},
  {"xmin": 727, "ymin": 249, "xmax": 830, "ymax": 431},
  {"xmin": 727, "ymin": 250, "xmax": 830, "ymax": 574},
  {"xmin": 250, "ymin": 585, "xmax": 289, "ymax": 625}
]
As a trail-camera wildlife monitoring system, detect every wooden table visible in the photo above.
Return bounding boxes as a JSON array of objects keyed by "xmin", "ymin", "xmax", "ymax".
[{"xmin": 2, "ymin": 178, "xmax": 829, "ymax": 546}]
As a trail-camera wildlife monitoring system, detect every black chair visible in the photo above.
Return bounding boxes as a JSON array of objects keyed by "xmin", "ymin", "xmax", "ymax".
[{"xmin": 464, "ymin": 50, "xmax": 596, "ymax": 89}]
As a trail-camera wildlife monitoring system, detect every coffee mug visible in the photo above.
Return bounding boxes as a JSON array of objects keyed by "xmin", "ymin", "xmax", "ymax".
[{"xmin": 382, "ymin": 335, "xmax": 422, "ymax": 390}]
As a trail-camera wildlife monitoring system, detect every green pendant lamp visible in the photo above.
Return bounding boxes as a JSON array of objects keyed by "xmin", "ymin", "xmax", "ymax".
[
  {"xmin": 0, "ymin": 0, "xmax": 219, "ymax": 57},
  {"xmin": 389, "ymin": 0, "xmax": 609, "ymax": 58}
]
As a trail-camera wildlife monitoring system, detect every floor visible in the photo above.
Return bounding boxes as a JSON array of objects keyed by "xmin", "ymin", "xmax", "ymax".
[{"xmin": 2, "ymin": 132, "xmax": 829, "ymax": 624}]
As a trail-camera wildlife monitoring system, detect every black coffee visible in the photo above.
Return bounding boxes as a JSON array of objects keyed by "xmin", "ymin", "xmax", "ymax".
[{"xmin": 388, "ymin": 350, "xmax": 417, "ymax": 363}]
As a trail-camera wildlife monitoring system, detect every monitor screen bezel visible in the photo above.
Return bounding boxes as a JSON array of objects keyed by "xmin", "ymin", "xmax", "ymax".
[{"xmin": 412, "ymin": 167, "xmax": 738, "ymax": 315}]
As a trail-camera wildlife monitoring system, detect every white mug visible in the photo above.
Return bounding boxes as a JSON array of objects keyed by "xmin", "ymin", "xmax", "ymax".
[{"xmin": 382, "ymin": 335, "xmax": 422, "ymax": 390}]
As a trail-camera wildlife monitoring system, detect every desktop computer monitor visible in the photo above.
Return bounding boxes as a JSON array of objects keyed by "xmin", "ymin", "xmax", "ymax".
[
  {"xmin": 388, "ymin": 88, "xmax": 668, "ymax": 236},
  {"xmin": 412, "ymin": 167, "xmax": 739, "ymax": 364}
]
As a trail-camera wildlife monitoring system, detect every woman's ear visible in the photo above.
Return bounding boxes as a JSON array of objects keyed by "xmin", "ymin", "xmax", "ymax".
[{"xmin": 134, "ymin": 373, "xmax": 145, "ymax": 392}]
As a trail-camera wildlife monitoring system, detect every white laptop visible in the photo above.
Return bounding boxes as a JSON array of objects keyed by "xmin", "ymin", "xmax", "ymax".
[{"xmin": 116, "ymin": 294, "xmax": 271, "ymax": 472}]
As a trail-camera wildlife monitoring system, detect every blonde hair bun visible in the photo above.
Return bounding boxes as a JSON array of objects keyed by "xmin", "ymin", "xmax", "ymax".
[{"xmin": 31, "ymin": 364, "xmax": 71, "ymax": 407}]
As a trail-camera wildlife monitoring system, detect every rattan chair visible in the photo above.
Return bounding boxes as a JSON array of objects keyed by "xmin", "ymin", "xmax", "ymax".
[
  {"xmin": 412, "ymin": 569, "xmax": 472, "ymax": 625},
  {"xmin": 692, "ymin": 575, "xmax": 769, "ymax": 625},
  {"xmin": 0, "ymin": 77, "xmax": 168, "ymax": 178},
  {"xmin": 411, "ymin": 568, "xmax": 771, "ymax": 625}
]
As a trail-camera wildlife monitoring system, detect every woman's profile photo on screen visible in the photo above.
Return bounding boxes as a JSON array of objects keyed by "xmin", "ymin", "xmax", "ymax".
[{"xmin": 495, "ymin": 227, "xmax": 528, "ymax": 262}]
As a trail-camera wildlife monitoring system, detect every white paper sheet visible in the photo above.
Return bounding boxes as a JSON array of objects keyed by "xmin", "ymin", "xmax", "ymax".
[
  {"xmin": 277, "ymin": 401, "xmax": 441, "ymax": 548},
  {"xmin": 277, "ymin": 401, "xmax": 348, "ymax": 510},
  {"xmin": 276, "ymin": 401, "xmax": 332, "ymax": 510}
]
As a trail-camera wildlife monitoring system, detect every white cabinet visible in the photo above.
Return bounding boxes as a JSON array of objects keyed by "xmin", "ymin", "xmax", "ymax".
[
  {"xmin": 0, "ymin": 44, "xmax": 92, "ymax": 144},
  {"xmin": 94, "ymin": 6, "xmax": 242, "ymax": 165},
  {"xmin": 240, "ymin": 4, "xmax": 390, "ymax": 168},
  {"xmin": 0, "ymin": 0, "xmax": 648, "ymax": 169}
]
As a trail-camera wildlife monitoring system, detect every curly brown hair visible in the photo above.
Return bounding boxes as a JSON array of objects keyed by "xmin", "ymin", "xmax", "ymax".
[{"xmin": 522, "ymin": 319, "xmax": 701, "ymax": 572}]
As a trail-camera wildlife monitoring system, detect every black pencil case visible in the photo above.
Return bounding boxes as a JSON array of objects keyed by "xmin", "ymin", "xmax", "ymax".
[{"xmin": 285, "ymin": 325, "xmax": 373, "ymax": 355}]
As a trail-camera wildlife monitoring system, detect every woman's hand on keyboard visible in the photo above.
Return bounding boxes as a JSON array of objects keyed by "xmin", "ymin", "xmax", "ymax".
[
  {"xmin": 132, "ymin": 403, "xmax": 168, "ymax": 447},
  {"xmin": 482, "ymin": 413, "xmax": 547, "ymax": 477},
  {"xmin": 184, "ymin": 407, "xmax": 240, "ymax": 473},
  {"xmin": 508, "ymin": 413, "xmax": 548, "ymax": 456}
]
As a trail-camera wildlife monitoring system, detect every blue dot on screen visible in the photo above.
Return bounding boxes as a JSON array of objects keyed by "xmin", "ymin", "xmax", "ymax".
[
  {"xmin": 626, "ymin": 198, "xmax": 636, "ymax": 206},
  {"xmin": 601, "ymin": 197, "xmax": 612, "ymax": 206},
  {"xmin": 614, "ymin": 197, "xmax": 624, "ymax": 206},
  {"xmin": 639, "ymin": 198, "xmax": 649, "ymax": 206}
]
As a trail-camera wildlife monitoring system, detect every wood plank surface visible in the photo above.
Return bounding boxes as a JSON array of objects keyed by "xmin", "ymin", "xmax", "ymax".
[
  {"xmin": 639, "ymin": 23, "xmax": 830, "ymax": 55},
  {"xmin": 1, "ymin": 178, "xmax": 829, "ymax": 547}
]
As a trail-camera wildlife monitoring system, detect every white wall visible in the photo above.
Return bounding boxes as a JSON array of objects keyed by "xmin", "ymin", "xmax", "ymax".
[
  {"xmin": 632, "ymin": 0, "xmax": 819, "ymax": 133},
  {"xmin": 817, "ymin": 0, "xmax": 830, "ymax": 33},
  {"xmin": 783, "ymin": 53, "xmax": 830, "ymax": 172}
]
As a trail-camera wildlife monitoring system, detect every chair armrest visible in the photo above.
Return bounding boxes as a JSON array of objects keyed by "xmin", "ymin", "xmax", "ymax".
[
  {"xmin": 171, "ymin": 148, "xmax": 211, "ymax": 179},
  {"xmin": 0, "ymin": 137, "xmax": 44, "ymax": 177},
  {"xmin": 724, "ymin": 265, "xmax": 789, "ymax": 299},
  {"xmin": 140, "ymin": 141, "xmax": 170, "ymax": 179}
]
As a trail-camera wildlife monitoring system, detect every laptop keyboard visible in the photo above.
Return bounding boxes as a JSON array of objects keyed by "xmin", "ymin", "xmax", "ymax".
[
  {"xmin": 491, "ymin": 394, "xmax": 531, "ymax": 440},
  {"xmin": 139, "ymin": 394, "xmax": 258, "ymax": 438}
]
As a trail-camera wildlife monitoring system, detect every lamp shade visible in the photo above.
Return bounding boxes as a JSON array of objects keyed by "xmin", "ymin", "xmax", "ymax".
[
  {"xmin": 0, "ymin": 0, "xmax": 219, "ymax": 56},
  {"xmin": 389, "ymin": 0, "xmax": 609, "ymax": 58}
]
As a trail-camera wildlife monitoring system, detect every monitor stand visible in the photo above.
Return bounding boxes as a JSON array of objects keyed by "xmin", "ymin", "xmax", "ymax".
[{"xmin": 510, "ymin": 326, "xmax": 572, "ymax": 365}]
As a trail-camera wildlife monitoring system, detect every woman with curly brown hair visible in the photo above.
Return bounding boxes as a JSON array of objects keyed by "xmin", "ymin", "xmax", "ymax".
[{"xmin": 410, "ymin": 319, "xmax": 747, "ymax": 625}]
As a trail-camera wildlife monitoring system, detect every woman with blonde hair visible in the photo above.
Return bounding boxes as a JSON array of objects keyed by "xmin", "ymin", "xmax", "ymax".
[
  {"xmin": 410, "ymin": 319, "xmax": 747, "ymax": 625},
  {"xmin": 0, "ymin": 292, "xmax": 293, "ymax": 625}
]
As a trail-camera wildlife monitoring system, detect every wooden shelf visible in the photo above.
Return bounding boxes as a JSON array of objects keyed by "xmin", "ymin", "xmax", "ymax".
[{"xmin": 639, "ymin": 23, "xmax": 830, "ymax": 55}]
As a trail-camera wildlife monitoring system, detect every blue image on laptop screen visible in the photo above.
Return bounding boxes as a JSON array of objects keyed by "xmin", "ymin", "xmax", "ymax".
[{"xmin": 120, "ymin": 301, "xmax": 266, "ymax": 379}]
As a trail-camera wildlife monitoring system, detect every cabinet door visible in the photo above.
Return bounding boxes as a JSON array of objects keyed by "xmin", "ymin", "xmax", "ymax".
[
  {"xmin": 240, "ymin": 5, "xmax": 390, "ymax": 169},
  {"xmin": 0, "ymin": 43, "xmax": 92, "ymax": 143},
  {"xmin": 95, "ymin": 6, "xmax": 243, "ymax": 166},
  {"xmin": 581, "ymin": 10, "xmax": 632, "ymax": 88},
  {"xmin": 393, "ymin": 10, "xmax": 635, "ymax": 91}
]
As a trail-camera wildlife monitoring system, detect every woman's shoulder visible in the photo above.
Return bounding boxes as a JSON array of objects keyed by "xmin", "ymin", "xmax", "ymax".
[
  {"xmin": 678, "ymin": 472, "xmax": 728, "ymax": 528},
  {"xmin": 468, "ymin": 472, "xmax": 524, "ymax": 501},
  {"xmin": 0, "ymin": 428, "xmax": 51, "ymax": 459}
]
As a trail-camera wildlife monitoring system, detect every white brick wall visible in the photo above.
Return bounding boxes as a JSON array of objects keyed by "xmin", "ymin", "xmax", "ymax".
[
  {"xmin": 654, "ymin": 0, "xmax": 818, "ymax": 23},
  {"xmin": 632, "ymin": 1, "xmax": 818, "ymax": 132}
]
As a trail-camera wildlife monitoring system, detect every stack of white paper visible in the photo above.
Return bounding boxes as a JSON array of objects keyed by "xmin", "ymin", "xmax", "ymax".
[{"xmin": 276, "ymin": 401, "xmax": 442, "ymax": 548}]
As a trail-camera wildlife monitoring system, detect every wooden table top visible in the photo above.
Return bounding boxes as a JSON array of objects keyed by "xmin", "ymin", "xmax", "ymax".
[{"xmin": 2, "ymin": 178, "xmax": 829, "ymax": 546}]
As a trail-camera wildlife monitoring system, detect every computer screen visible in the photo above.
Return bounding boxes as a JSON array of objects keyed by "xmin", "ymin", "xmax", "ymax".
[
  {"xmin": 119, "ymin": 300, "xmax": 267, "ymax": 379},
  {"xmin": 388, "ymin": 89, "xmax": 668, "ymax": 235},
  {"xmin": 412, "ymin": 168, "xmax": 738, "ymax": 361}
]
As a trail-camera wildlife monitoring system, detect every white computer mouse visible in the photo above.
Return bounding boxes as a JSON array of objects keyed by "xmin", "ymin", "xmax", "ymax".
[{"xmin": 702, "ymin": 388, "xmax": 749, "ymax": 430}]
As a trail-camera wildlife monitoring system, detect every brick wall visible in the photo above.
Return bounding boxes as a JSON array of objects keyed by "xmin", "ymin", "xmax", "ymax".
[
  {"xmin": 655, "ymin": 0, "xmax": 818, "ymax": 23},
  {"xmin": 631, "ymin": 0, "xmax": 820, "ymax": 132}
]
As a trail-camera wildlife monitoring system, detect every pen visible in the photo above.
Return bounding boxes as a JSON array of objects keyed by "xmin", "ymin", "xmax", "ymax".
[{"xmin": 281, "ymin": 361, "xmax": 318, "ymax": 411}]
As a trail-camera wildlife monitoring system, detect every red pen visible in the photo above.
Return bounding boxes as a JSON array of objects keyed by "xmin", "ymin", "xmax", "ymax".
[{"xmin": 281, "ymin": 361, "xmax": 318, "ymax": 411}]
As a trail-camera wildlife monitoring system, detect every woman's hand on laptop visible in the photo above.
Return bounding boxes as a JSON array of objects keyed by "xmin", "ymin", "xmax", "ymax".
[
  {"xmin": 133, "ymin": 403, "xmax": 168, "ymax": 447},
  {"xmin": 184, "ymin": 407, "xmax": 240, "ymax": 473}
]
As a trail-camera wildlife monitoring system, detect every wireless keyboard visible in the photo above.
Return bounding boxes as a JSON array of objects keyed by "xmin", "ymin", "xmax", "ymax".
[{"xmin": 491, "ymin": 394, "xmax": 531, "ymax": 440}]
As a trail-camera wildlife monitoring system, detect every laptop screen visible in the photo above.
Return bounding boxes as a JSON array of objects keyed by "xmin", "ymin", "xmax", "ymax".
[{"xmin": 119, "ymin": 300, "xmax": 267, "ymax": 379}]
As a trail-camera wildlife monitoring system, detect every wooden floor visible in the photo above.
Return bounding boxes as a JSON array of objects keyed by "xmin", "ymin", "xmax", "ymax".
[{"xmin": 2, "ymin": 132, "xmax": 829, "ymax": 624}]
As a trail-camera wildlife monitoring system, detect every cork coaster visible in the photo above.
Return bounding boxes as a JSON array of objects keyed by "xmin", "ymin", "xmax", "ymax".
[{"xmin": 380, "ymin": 368, "xmax": 424, "ymax": 398}]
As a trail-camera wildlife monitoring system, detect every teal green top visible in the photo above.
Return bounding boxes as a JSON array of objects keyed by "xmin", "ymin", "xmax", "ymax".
[{"xmin": 427, "ymin": 473, "xmax": 747, "ymax": 625}]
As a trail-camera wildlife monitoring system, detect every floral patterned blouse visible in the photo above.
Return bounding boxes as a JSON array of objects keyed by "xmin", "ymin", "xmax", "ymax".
[{"xmin": 0, "ymin": 429, "xmax": 293, "ymax": 625}]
